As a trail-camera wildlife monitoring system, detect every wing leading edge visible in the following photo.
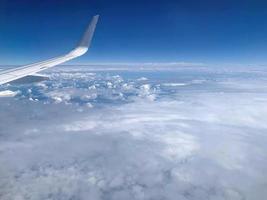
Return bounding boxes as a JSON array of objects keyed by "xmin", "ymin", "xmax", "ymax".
[{"xmin": 0, "ymin": 15, "xmax": 99, "ymax": 85}]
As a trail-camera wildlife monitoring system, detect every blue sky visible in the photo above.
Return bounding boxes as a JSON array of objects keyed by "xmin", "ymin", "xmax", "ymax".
[{"xmin": 1, "ymin": 0, "xmax": 267, "ymax": 65}]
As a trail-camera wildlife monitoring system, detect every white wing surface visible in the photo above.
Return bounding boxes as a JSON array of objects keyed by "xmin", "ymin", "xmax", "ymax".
[{"xmin": 0, "ymin": 15, "xmax": 99, "ymax": 85}]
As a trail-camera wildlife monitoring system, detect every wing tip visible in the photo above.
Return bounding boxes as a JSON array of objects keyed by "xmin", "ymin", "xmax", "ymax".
[
  {"xmin": 94, "ymin": 14, "xmax": 100, "ymax": 19},
  {"xmin": 78, "ymin": 15, "xmax": 99, "ymax": 48}
]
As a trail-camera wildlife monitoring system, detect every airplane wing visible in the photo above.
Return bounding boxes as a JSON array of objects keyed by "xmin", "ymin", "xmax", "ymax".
[{"xmin": 0, "ymin": 15, "xmax": 99, "ymax": 85}]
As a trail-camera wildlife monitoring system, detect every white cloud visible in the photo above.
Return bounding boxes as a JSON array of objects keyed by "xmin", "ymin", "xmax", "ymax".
[
  {"xmin": 0, "ymin": 66, "xmax": 267, "ymax": 200},
  {"xmin": 0, "ymin": 90, "xmax": 19, "ymax": 97}
]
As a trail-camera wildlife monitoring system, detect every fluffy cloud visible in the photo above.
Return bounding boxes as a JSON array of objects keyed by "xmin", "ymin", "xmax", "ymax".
[{"xmin": 0, "ymin": 67, "xmax": 267, "ymax": 200}]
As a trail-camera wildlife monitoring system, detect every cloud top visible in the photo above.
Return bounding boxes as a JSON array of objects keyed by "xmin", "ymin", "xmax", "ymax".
[{"xmin": 0, "ymin": 66, "xmax": 267, "ymax": 200}]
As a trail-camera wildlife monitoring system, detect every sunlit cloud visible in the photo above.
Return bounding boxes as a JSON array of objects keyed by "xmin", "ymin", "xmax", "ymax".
[{"xmin": 0, "ymin": 66, "xmax": 267, "ymax": 200}]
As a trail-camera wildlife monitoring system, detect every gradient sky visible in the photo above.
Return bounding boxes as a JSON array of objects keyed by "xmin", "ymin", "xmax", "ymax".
[{"xmin": 1, "ymin": 0, "xmax": 267, "ymax": 65}]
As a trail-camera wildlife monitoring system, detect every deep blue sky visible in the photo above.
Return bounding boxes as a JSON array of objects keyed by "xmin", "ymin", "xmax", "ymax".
[{"xmin": 1, "ymin": 0, "xmax": 267, "ymax": 65}]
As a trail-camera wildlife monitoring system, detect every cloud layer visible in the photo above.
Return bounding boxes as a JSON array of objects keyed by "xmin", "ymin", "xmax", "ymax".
[{"xmin": 0, "ymin": 67, "xmax": 267, "ymax": 200}]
